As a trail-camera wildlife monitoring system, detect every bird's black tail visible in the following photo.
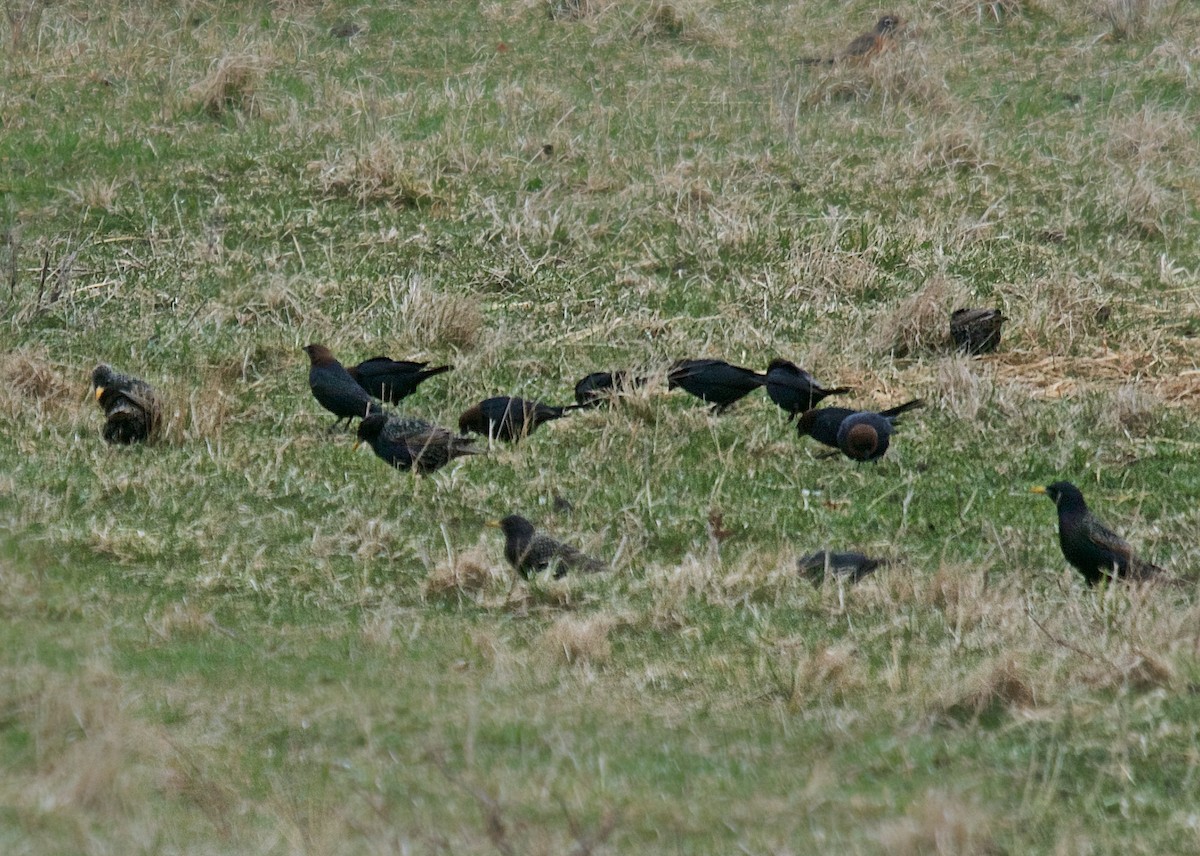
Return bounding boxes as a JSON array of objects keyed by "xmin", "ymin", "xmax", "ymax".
[{"xmin": 881, "ymin": 398, "xmax": 925, "ymax": 419}]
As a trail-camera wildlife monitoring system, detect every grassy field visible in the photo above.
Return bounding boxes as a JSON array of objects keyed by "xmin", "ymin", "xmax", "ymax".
[{"xmin": 3, "ymin": 0, "xmax": 1200, "ymax": 852}]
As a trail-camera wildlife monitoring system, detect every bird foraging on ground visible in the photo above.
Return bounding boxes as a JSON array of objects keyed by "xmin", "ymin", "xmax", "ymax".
[
  {"xmin": 574, "ymin": 371, "xmax": 647, "ymax": 408},
  {"xmin": 1032, "ymin": 481, "xmax": 1167, "ymax": 585},
  {"xmin": 355, "ymin": 413, "xmax": 479, "ymax": 475},
  {"xmin": 91, "ymin": 364, "xmax": 163, "ymax": 444},
  {"xmin": 764, "ymin": 359, "xmax": 852, "ymax": 419},
  {"xmin": 798, "ymin": 550, "xmax": 887, "ymax": 585},
  {"xmin": 797, "ymin": 399, "xmax": 925, "ymax": 459},
  {"xmin": 347, "ymin": 356, "xmax": 452, "ymax": 405},
  {"xmin": 950, "ymin": 308, "xmax": 1006, "ymax": 355},
  {"xmin": 668, "ymin": 358, "xmax": 767, "ymax": 413},
  {"xmin": 458, "ymin": 396, "xmax": 580, "ymax": 443},
  {"xmin": 487, "ymin": 514, "xmax": 607, "ymax": 578},
  {"xmin": 797, "ymin": 14, "xmax": 903, "ymax": 66},
  {"xmin": 303, "ymin": 344, "xmax": 383, "ymax": 430}
]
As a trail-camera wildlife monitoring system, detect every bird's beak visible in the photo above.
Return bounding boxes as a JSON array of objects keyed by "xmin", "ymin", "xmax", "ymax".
[
  {"xmin": 1030, "ymin": 486, "xmax": 1047, "ymax": 495},
  {"xmin": 352, "ymin": 440, "xmax": 362, "ymax": 452},
  {"xmin": 94, "ymin": 387, "xmax": 105, "ymax": 402},
  {"xmin": 484, "ymin": 520, "xmax": 502, "ymax": 529}
]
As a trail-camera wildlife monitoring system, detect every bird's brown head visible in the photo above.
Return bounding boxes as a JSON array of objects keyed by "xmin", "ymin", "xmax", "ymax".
[
  {"xmin": 842, "ymin": 423, "xmax": 880, "ymax": 461},
  {"xmin": 303, "ymin": 344, "xmax": 336, "ymax": 366},
  {"xmin": 876, "ymin": 15, "xmax": 901, "ymax": 34},
  {"xmin": 458, "ymin": 404, "xmax": 485, "ymax": 435}
]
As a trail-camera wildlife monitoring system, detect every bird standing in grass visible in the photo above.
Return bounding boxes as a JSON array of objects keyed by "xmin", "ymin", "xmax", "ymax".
[
  {"xmin": 764, "ymin": 358, "xmax": 852, "ymax": 419},
  {"xmin": 950, "ymin": 308, "xmax": 1006, "ymax": 355},
  {"xmin": 798, "ymin": 14, "xmax": 903, "ymax": 66},
  {"xmin": 304, "ymin": 344, "xmax": 383, "ymax": 430},
  {"xmin": 355, "ymin": 413, "xmax": 479, "ymax": 475},
  {"xmin": 797, "ymin": 399, "xmax": 925, "ymax": 458},
  {"xmin": 668, "ymin": 358, "xmax": 767, "ymax": 413},
  {"xmin": 798, "ymin": 550, "xmax": 887, "ymax": 585},
  {"xmin": 458, "ymin": 396, "xmax": 580, "ymax": 443},
  {"xmin": 574, "ymin": 370, "xmax": 646, "ymax": 408},
  {"xmin": 1032, "ymin": 481, "xmax": 1167, "ymax": 585},
  {"xmin": 347, "ymin": 356, "xmax": 452, "ymax": 405},
  {"xmin": 91, "ymin": 364, "xmax": 163, "ymax": 444},
  {"xmin": 487, "ymin": 514, "xmax": 607, "ymax": 578}
]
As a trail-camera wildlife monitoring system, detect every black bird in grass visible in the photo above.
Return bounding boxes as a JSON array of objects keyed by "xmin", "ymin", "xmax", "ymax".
[
  {"xmin": 950, "ymin": 308, "xmax": 1006, "ymax": 355},
  {"xmin": 764, "ymin": 358, "xmax": 852, "ymax": 419},
  {"xmin": 458, "ymin": 396, "xmax": 580, "ymax": 443},
  {"xmin": 347, "ymin": 357, "xmax": 453, "ymax": 405},
  {"xmin": 1032, "ymin": 481, "xmax": 1167, "ymax": 586},
  {"xmin": 797, "ymin": 399, "xmax": 925, "ymax": 458},
  {"xmin": 304, "ymin": 344, "xmax": 383, "ymax": 430},
  {"xmin": 91, "ymin": 364, "xmax": 163, "ymax": 445},
  {"xmin": 487, "ymin": 514, "xmax": 607, "ymax": 579},
  {"xmin": 798, "ymin": 550, "xmax": 887, "ymax": 585},
  {"xmin": 355, "ymin": 413, "xmax": 479, "ymax": 475},
  {"xmin": 573, "ymin": 371, "xmax": 646, "ymax": 408},
  {"xmin": 668, "ymin": 358, "xmax": 767, "ymax": 412}
]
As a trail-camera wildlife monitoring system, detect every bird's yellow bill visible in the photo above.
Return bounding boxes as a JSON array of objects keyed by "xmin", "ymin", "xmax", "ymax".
[
  {"xmin": 352, "ymin": 440, "xmax": 362, "ymax": 452},
  {"xmin": 1030, "ymin": 486, "xmax": 1047, "ymax": 495},
  {"xmin": 94, "ymin": 386, "xmax": 106, "ymax": 402},
  {"xmin": 484, "ymin": 520, "xmax": 502, "ymax": 529}
]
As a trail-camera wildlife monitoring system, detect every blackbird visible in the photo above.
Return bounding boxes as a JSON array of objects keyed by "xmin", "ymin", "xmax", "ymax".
[
  {"xmin": 798, "ymin": 550, "xmax": 886, "ymax": 585},
  {"xmin": 1032, "ymin": 481, "xmax": 1167, "ymax": 585},
  {"xmin": 458, "ymin": 396, "xmax": 580, "ymax": 443},
  {"xmin": 91, "ymin": 364, "xmax": 162, "ymax": 444},
  {"xmin": 486, "ymin": 514, "xmax": 606, "ymax": 579},
  {"xmin": 355, "ymin": 413, "xmax": 479, "ymax": 475},
  {"xmin": 347, "ymin": 357, "xmax": 452, "ymax": 405},
  {"xmin": 668, "ymin": 358, "xmax": 767, "ymax": 412},
  {"xmin": 573, "ymin": 371, "xmax": 646, "ymax": 408},
  {"xmin": 304, "ymin": 344, "xmax": 383, "ymax": 430},
  {"xmin": 764, "ymin": 358, "xmax": 852, "ymax": 419},
  {"xmin": 797, "ymin": 399, "xmax": 925, "ymax": 452},
  {"xmin": 836, "ymin": 412, "xmax": 900, "ymax": 462},
  {"xmin": 950, "ymin": 308, "xmax": 1005, "ymax": 355}
]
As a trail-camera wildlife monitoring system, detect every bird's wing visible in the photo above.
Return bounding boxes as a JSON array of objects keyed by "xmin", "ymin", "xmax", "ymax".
[{"xmin": 1083, "ymin": 517, "xmax": 1134, "ymax": 565}]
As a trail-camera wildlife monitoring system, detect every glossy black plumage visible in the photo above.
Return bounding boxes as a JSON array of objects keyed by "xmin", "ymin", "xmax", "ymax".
[
  {"xmin": 798, "ymin": 551, "xmax": 886, "ymax": 585},
  {"xmin": 91, "ymin": 364, "xmax": 162, "ymax": 444},
  {"xmin": 950, "ymin": 308, "xmax": 1006, "ymax": 355},
  {"xmin": 304, "ymin": 344, "xmax": 383, "ymax": 429},
  {"xmin": 347, "ymin": 357, "xmax": 452, "ymax": 405},
  {"xmin": 668, "ymin": 358, "xmax": 766, "ymax": 412},
  {"xmin": 573, "ymin": 371, "xmax": 646, "ymax": 408},
  {"xmin": 356, "ymin": 413, "xmax": 479, "ymax": 475},
  {"xmin": 796, "ymin": 398, "xmax": 925, "ymax": 451},
  {"xmin": 488, "ymin": 514, "xmax": 606, "ymax": 579},
  {"xmin": 458, "ymin": 396, "xmax": 578, "ymax": 442},
  {"xmin": 764, "ymin": 359, "xmax": 851, "ymax": 418},
  {"xmin": 1033, "ymin": 481, "xmax": 1166, "ymax": 586}
]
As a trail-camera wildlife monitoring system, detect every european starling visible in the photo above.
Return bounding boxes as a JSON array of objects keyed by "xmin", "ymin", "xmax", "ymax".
[
  {"xmin": 458, "ymin": 396, "xmax": 580, "ymax": 443},
  {"xmin": 303, "ymin": 344, "xmax": 383, "ymax": 430},
  {"xmin": 1032, "ymin": 481, "xmax": 1167, "ymax": 585},
  {"xmin": 355, "ymin": 413, "xmax": 479, "ymax": 475},
  {"xmin": 950, "ymin": 308, "xmax": 1006, "ymax": 355},
  {"xmin": 91, "ymin": 364, "xmax": 162, "ymax": 444},
  {"xmin": 347, "ymin": 356, "xmax": 453, "ymax": 405},
  {"xmin": 797, "ymin": 399, "xmax": 925, "ymax": 451},
  {"xmin": 487, "ymin": 514, "xmax": 607, "ymax": 579},
  {"xmin": 573, "ymin": 371, "xmax": 646, "ymax": 408},
  {"xmin": 798, "ymin": 550, "xmax": 886, "ymax": 585},
  {"xmin": 764, "ymin": 358, "xmax": 852, "ymax": 419},
  {"xmin": 668, "ymin": 358, "xmax": 767, "ymax": 412}
]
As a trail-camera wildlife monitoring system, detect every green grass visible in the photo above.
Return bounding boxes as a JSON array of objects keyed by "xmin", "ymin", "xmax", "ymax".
[{"xmin": 3, "ymin": 0, "xmax": 1200, "ymax": 852}]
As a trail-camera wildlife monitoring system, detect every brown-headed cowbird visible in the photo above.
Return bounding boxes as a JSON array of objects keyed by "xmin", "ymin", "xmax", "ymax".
[
  {"xmin": 836, "ymin": 412, "xmax": 899, "ymax": 462},
  {"xmin": 950, "ymin": 308, "xmax": 1005, "ymax": 355},
  {"xmin": 347, "ymin": 357, "xmax": 452, "ymax": 405},
  {"xmin": 797, "ymin": 399, "xmax": 925, "ymax": 453},
  {"xmin": 304, "ymin": 344, "xmax": 383, "ymax": 430},
  {"xmin": 765, "ymin": 359, "xmax": 852, "ymax": 419},
  {"xmin": 486, "ymin": 514, "xmax": 606, "ymax": 579},
  {"xmin": 1032, "ymin": 481, "xmax": 1167, "ymax": 585},
  {"xmin": 574, "ymin": 371, "xmax": 647, "ymax": 408},
  {"xmin": 799, "ymin": 550, "xmax": 887, "ymax": 585},
  {"xmin": 458, "ymin": 396, "xmax": 579, "ymax": 443},
  {"xmin": 91, "ymin": 364, "xmax": 162, "ymax": 444},
  {"xmin": 668, "ymin": 358, "xmax": 766, "ymax": 412},
  {"xmin": 355, "ymin": 413, "xmax": 479, "ymax": 475}
]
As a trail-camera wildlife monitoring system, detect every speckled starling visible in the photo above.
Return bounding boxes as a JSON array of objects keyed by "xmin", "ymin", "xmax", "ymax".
[
  {"xmin": 487, "ymin": 514, "xmax": 607, "ymax": 579},
  {"xmin": 304, "ymin": 344, "xmax": 383, "ymax": 430},
  {"xmin": 91, "ymin": 364, "xmax": 162, "ymax": 444},
  {"xmin": 356, "ymin": 413, "xmax": 479, "ymax": 475},
  {"xmin": 347, "ymin": 356, "xmax": 452, "ymax": 405},
  {"xmin": 950, "ymin": 308, "xmax": 1005, "ymax": 355},
  {"xmin": 458, "ymin": 396, "xmax": 579, "ymax": 443},
  {"xmin": 765, "ymin": 359, "xmax": 852, "ymax": 419},
  {"xmin": 668, "ymin": 358, "xmax": 766, "ymax": 412}
]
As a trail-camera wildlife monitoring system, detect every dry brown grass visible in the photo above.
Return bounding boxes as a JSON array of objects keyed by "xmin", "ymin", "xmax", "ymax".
[
  {"xmin": 872, "ymin": 277, "xmax": 969, "ymax": 357},
  {"xmin": 877, "ymin": 790, "xmax": 995, "ymax": 856},
  {"xmin": 188, "ymin": 53, "xmax": 270, "ymax": 118},
  {"xmin": 541, "ymin": 613, "xmax": 617, "ymax": 665}
]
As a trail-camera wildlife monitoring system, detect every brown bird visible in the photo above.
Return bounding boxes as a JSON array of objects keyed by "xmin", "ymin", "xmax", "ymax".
[
  {"xmin": 1032, "ymin": 481, "xmax": 1168, "ymax": 586},
  {"xmin": 347, "ymin": 357, "xmax": 452, "ymax": 406},
  {"xmin": 950, "ymin": 308, "xmax": 1005, "ymax": 355},
  {"xmin": 303, "ymin": 344, "xmax": 383, "ymax": 430},
  {"xmin": 486, "ymin": 514, "xmax": 607, "ymax": 579},
  {"xmin": 798, "ymin": 14, "xmax": 903, "ymax": 66},
  {"xmin": 355, "ymin": 413, "xmax": 479, "ymax": 475},
  {"xmin": 798, "ymin": 550, "xmax": 887, "ymax": 585},
  {"xmin": 458, "ymin": 396, "xmax": 580, "ymax": 443},
  {"xmin": 91, "ymin": 364, "xmax": 162, "ymax": 444}
]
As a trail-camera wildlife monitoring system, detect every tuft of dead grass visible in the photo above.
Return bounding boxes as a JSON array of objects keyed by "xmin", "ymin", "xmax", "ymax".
[
  {"xmin": 425, "ymin": 550, "xmax": 500, "ymax": 601},
  {"xmin": 187, "ymin": 53, "xmax": 269, "ymax": 117},
  {"xmin": 877, "ymin": 790, "xmax": 995, "ymax": 855},
  {"xmin": 310, "ymin": 139, "xmax": 441, "ymax": 209},
  {"xmin": 540, "ymin": 614, "xmax": 616, "ymax": 665},
  {"xmin": 395, "ymin": 276, "xmax": 484, "ymax": 351},
  {"xmin": 872, "ymin": 277, "xmax": 968, "ymax": 357}
]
